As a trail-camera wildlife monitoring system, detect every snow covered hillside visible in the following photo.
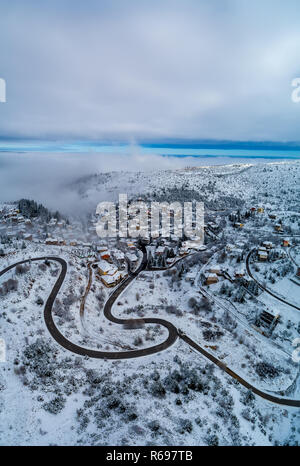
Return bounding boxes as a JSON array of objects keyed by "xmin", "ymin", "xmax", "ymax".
[{"xmin": 0, "ymin": 160, "xmax": 299, "ymax": 446}]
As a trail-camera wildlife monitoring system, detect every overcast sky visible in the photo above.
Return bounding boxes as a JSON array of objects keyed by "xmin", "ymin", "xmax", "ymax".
[{"xmin": 1, "ymin": 0, "xmax": 300, "ymax": 142}]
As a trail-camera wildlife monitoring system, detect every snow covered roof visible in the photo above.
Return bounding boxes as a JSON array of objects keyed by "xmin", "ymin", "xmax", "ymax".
[
  {"xmin": 258, "ymin": 251, "xmax": 268, "ymax": 257},
  {"xmin": 113, "ymin": 250, "xmax": 125, "ymax": 260},
  {"xmin": 101, "ymin": 271, "xmax": 122, "ymax": 285},
  {"xmin": 127, "ymin": 241, "xmax": 136, "ymax": 246},
  {"xmin": 185, "ymin": 271, "xmax": 197, "ymax": 279},
  {"xmin": 98, "ymin": 260, "xmax": 118, "ymax": 275},
  {"xmin": 126, "ymin": 253, "xmax": 138, "ymax": 262},
  {"xmin": 231, "ymin": 248, "xmax": 243, "ymax": 255},
  {"xmin": 210, "ymin": 265, "xmax": 221, "ymax": 272},
  {"xmin": 100, "ymin": 250, "xmax": 111, "ymax": 258},
  {"xmin": 97, "ymin": 245, "xmax": 108, "ymax": 252},
  {"xmin": 182, "ymin": 240, "xmax": 205, "ymax": 251}
]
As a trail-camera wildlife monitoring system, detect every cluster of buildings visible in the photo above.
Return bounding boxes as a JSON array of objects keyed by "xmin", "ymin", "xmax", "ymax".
[
  {"xmin": 257, "ymin": 240, "xmax": 290, "ymax": 262},
  {"xmin": 148, "ymin": 236, "xmax": 207, "ymax": 269},
  {"xmin": 95, "ymin": 240, "xmax": 141, "ymax": 287},
  {"xmin": 229, "ymin": 204, "xmax": 289, "ymax": 237},
  {"xmin": 251, "ymin": 206, "xmax": 290, "ymax": 235},
  {"xmin": 225, "ymin": 241, "xmax": 246, "ymax": 260},
  {"xmin": 204, "ymin": 266, "xmax": 222, "ymax": 285},
  {"xmin": 96, "ymin": 260, "xmax": 128, "ymax": 287},
  {"xmin": 0, "ymin": 206, "xmax": 34, "ymax": 240},
  {"xmin": 204, "ymin": 264, "xmax": 246, "ymax": 285},
  {"xmin": 0, "ymin": 205, "xmax": 80, "ymax": 247}
]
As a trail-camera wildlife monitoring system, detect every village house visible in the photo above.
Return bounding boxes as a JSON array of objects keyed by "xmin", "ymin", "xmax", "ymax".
[
  {"xmin": 262, "ymin": 241, "xmax": 273, "ymax": 249},
  {"xmin": 25, "ymin": 219, "xmax": 33, "ymax": 228},
  {"xmin": 24, "ymin": 234, "xmax": 32, "ymax": 241},
  {"xmin": 209, "ymin": 265, "xmax": 222, "ymax": 275},
  {"xmin": 229, "ymin": 247, "xmax": 243, "ymax": 258},
  {"xmin": 112, "ymin": 250, "xmax": 126, "ymax": 266},
  {"xmin": 257, "ymin": 207, "xmax": 264, "ymax": 213},
  {"xmin": 127, "ymin": 241, "xmax": 136, "ymax": 251},
  {"xmin": 205, "ymin": 273, "xmax": 219, "ymax": 285},
  {"xmin": 100, "ymin": 270, "xmax": 127, "ymax": 288},
  {"xmin": 258, "ymin": 251, "xmax": 268, "ymax": 261},
  {"xmin": 182, "ymin": 239, "xmax": 205, "ymax": 252},
  {"xmin": 233, "ymin": 222, "xmax": 244, "ymax": 228},
  {"xmin": 166, "ymin": 257, "xmax": 175, "ymax": 266},
  {"xmin": 97, "ymin": 260, "xmax": 118, "ymax": 276},
  {"xmin": 45, "ymin": 238, "xmax": 59, "ymax": 246},
  {"xmin": 100, "ymin": 249, "xmax": 111, "ymax": 261},
  {"xmin": 258, "ymin": 246, "xmax": 267, "ymax": 252},
  {"xmin": 235, "ymin": 268, "xmax": 245, "ymax": 278},
  {"xmin": 179, "ymin": 247, "xmax": 189, "ymax": 256},
  {"xmin": 126, "ymin": 253, "xmax": 139, "ymax": 268},
  {"xmin": 258, "ymin": 247, "xmax": 268, "ymax": 261},
  {"xmin": 155, "ymin": 246, "xmax": 166, "ymax": 256},
  {"xmin": 275, "ymin": 223, "xmax": 283, "ymax": 232},
  {"xmin": 97, "ymin": 244, "xmax": 108, "ymax": 253},
  {"xmin": 96, "ymin": 259, "xmax": 127, "ymax": 288},
  {"xmin": 282, "ymin": 238, "xmax": 290, "ymax": 247}
]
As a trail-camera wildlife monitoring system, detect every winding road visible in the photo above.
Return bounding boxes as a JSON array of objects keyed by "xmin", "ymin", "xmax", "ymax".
[
  {"xmin": 0, "ymin": 250, "xmax": 178, "ymax": 359},
  {"xmin": 1, "ymin": 251, "xmax": 300, "ymax": 407}
]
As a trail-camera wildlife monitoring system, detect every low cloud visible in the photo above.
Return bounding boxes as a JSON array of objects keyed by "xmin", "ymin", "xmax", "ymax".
[
  {"xmin": 0, "ymin": 150, "xmax": 215, "ymax": 214},
  {"xmin": 0, "ymin": 0, "xmax": 300, "ymax": 141}
]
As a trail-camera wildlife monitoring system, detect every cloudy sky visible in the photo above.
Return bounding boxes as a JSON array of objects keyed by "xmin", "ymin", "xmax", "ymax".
[{"xmin": 1, "ymin": 0, "xmax": 300, "ymax": 142}]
